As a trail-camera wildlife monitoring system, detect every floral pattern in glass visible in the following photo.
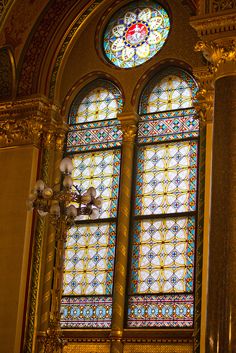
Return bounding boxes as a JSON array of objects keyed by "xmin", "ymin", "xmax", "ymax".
[{"xmin": 103, "ymin": 1, "xmax": 170, "ymax": 68}]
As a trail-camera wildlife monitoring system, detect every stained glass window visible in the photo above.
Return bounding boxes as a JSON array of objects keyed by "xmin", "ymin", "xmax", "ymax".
[
  {"xmin": 103, "ymin": 1, "xmax": 170, "ymax": 69},
  {"xmin": 61, "ymin": 80, "xmax": 123, "ymax": 328},
  {"xmin": 127, "ymin": 68, "xmax": 198, "ymax": 328}
]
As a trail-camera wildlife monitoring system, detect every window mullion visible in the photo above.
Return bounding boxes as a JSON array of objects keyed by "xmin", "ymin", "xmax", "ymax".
[{"xmin": 110, "ymin": 113, "xmax": 138, "ymax": 351}]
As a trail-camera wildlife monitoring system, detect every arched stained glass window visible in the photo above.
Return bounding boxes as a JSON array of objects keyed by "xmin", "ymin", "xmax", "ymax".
[
  {"xmin": 103, "ymin": 1, "xmax": 170, "ymax": 69},
  {"xmin": 61, "ymin": 80, "xmax": 123, "ymax": 328},
  {"xmin": 127, "ymin": 68, "xmax": 199, "ymax": 328}
]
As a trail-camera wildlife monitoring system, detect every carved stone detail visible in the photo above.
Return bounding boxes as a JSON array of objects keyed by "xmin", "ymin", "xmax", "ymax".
[
  {"xmin": 212, "ymin": 0, "xmax": 236, "ymax": 12},
  {"xmin": 190, "ymin": 13, "xmax": 236, "ymax": 38},
  {"xmin": 193, "ymin": 67, "xmax": 215, "ymax": 123},
  {"xmin": 120, "ymin": 124, "xmax": 137, "ymax": 142},
  {"xmin": 0, "ymin": 97, "xmax": 67, "ymax": 147},
  {"xmin": 195, "ymin": 40, "xmax": 236, "ymax": 72},
  {"xmin": 118, "ymin": 113, "xmax": 138, "ymax": 143},
  {"xmin": 39, "ymin": 317, "xmax": 67, "ymax": 353}
]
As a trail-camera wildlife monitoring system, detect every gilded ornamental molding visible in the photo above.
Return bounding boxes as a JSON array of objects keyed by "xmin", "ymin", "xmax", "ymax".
[
  {"xmin": 193, "ymin": 67, "xmax": 214, "ymax": 123},
  {"xmin": 211, "ymin": 0, "xmax": 236, "ymax": 12},
  {"xmin": 195, "ymin": 39, "xmax": 236, "ymax": 71},
  {"xmin": 38, "ymin": 317, "xmax": 66, "ymax": 353},
  {"xmin": 118, "ymin": 113, "xmax": 138, "ymax": 143},
  {"xmin": 190, "ymin": 12, "xmax": 236, "ymax": 37},
  {"xmin": 0, "ymin": 96, "xmax": 67, "ymax": 147}
]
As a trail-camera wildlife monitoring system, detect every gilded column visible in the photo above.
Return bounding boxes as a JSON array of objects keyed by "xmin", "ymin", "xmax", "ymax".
[
  {"xmin": 194, "ymin": 39, "xmax": 236, "ymax": 352},
  {"xmin": 35, "ymin": 120, "xmax": 67, "ymax": 353},
  {"xmin": 192, "ymin": 67, "xmax": 214, "ymax": 353},
  {"xmin": 38, "ymin": 131, "xmax": 67, "ymax": 353},
  {"xmin": 110, "ymin": 113, "xmax": 138, "ymax": 353}
]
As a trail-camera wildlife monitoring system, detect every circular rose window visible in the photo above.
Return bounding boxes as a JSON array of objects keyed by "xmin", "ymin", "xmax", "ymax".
[{"xmin": 103, "ymin": 1, "xmax": 170, "ymax": 69}]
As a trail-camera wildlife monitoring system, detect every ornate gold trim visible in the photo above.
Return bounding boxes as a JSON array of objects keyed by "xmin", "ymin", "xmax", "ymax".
[
  {"xmin": 195, "ymin": 40, "xmax": 236, "ymax": 69},
  {"xmin": 38, "ymin": 317, "xmax": 67, "ymax": 353},
  {"xmin": 190, "ymin": 12, "xmax": 236, "ymax": 38},
  {"xmin": 193, "ymin": 67, "xmax": 214, "ymax": 123},
  {"xmin": 0, "ymin": 96, "xmax": 67, "ymax": 148},
  {"xmin": 64, "ymin": 337, "xmax": 193, "ymax": 344},
  {"xmin": 118, "ymin": 113, "xmax": 138, "ymax": 143}
]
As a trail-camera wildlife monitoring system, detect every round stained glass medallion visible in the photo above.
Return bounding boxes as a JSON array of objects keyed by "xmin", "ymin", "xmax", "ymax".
[{"xmin": 103, "ymin": 1, "xmax": 170, "ymax": 69}]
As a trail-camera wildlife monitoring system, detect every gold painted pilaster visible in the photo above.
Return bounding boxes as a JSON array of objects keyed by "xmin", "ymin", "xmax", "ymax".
[
  {"xmin": 110, "ymin": 113, "xmax": 138, "ymax": 353},
  {"xmin": 0, "ymin": 96, "xmax": 69, "ymax": 353},
  {"xmin": 191, "ymin": 19, "xmax": 236, "ymax": 351},
  {"xmin": 35, "ymin": 131, "xmax": 67, "ymax": 353},
  {"xmin": 192, "ymin": 67, "xmax": 214, "ymax": 353}
]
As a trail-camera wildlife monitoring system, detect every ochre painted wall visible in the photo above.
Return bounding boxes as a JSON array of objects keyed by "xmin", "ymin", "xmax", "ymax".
[{"xmin": 0, "ymin": 146, "xmax": 39, "ymax": 353}]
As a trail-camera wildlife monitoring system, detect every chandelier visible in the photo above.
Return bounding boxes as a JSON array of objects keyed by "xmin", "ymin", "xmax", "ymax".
[{"xmin": 27, "ymin": 157, "xmax": 102, "ymax": 227}]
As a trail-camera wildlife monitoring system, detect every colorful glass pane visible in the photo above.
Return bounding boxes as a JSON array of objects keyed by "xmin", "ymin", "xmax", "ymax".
[
  {"xmin": 138, "ymin": 109, "xmax": 199, "ymax": 143},
  {"xmin": 62, "ymin": 80, "xmax": 122, "ymax": 329},
  {"xmin": 63, "ymin": 223, "xmax": 116, "ymax": 295},
  {"xmin": 61, "ymin": 296, "xmax": 112, "ymax": 328},
  {"xmin": 67, "ymin": 120, "xmax": 123, "ymax": 152},
  {"xmin": 140, "ymin": 68, "xmax": 197, "ymax": 114},
  {"xmin": 69, "ymin": 81, "xmax": 123, "ymax": 124},
  {"xmin": 135, "ymin": 141, "xmax": 198, "ymax": 215},
  {"xmin": 71, "ymin": 149, "xmax": 121, "ymax": 219},
  {"xmin": 127, "ymin": 294, "xmax": 194, "ymax": 327},
  {"xmin": 130, "ymin": 217, "xmax": 195, "ymax": 294},
  {"xmin": 103, "ymin": 1, "xmax": 170, "ymax": 68}
]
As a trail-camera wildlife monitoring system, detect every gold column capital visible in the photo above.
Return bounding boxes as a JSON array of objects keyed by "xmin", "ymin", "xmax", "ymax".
[
  {"xmin": 38, "ymin": 316, "xmax": 66, "ymax": 353},
  {"xmin": 0, "ymin": 96, "xmax": 67, "ymax": 148},
  {"xmin": 195, "ymin": 39, "xmax": 236, "ymax": 79},
  {"xmin": 193, "ymin": 66, "xmax": 215, "ymax": 123},
  {"xmin": 118, "ymin": 112, "xmax": 138, "ymax": 142}
]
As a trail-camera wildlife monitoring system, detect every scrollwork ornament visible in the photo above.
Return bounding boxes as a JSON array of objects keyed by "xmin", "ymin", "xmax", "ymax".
[
  {"xmin": 194, "ymin": 88, "xmax": 214, "ymax": 123},
  {"xmin": 120, "ymin": 124, "xmax": 137, "ymax": 142},
  {"xmin": 55, "ymin": 132, "xmax": 66, "ymax": 152},
  {"xmin": 39, "ymin": 317, "xmax": 67, "ymax": 353},
  {"xmin": 0, "ymin": 117, "xmax": 43, "ymax": 147},
  {"xmin": 195, "ymin": 40, "xmax": 236, "ymax": 74},
  {"xmin": 212, "ymin": 0, "xmax": 236, "ymax": 12},
  {"xmin": 192, "ymin": 67, "xmax": 214, "ymax": 123}
]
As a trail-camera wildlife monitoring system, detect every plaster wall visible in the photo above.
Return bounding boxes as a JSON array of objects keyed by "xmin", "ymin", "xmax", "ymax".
[{"xmin": 0, "ymin": 146, "xmax": 39, "ymax": 353}]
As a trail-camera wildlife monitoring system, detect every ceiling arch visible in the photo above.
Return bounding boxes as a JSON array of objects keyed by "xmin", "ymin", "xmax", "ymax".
[{"xmin": 0, "ymin": 0, "xmax": 198, "ymax": 101}]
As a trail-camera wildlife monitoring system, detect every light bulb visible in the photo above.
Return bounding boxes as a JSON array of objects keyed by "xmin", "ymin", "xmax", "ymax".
[
  {"xmin": 66, "ymin": 205, "xmax": 77, "ymax": 218},
  {"xmin": 37, "ymin": 210, "xmax": 48, "ymax": 217},
  {"xmin": 63, "ymin": 175, "xmax": 73, "ymax": 189},
  {"xmin": 90, "ymin": 208, "xmax": 99, "ymax": 219},
  {"xmin": 94, "ymin": 197, "xmax": 102, "ymax": 209},
  {"xmin": 87, "ymin": 187, "xmax": 96, "ymax": 197},
  {"xmin": 42, "ymin": 187, "xmax": 53, "ymax": 199},
  {"xmin": 34, "ymin": 179, "xmax": 45, "ymax": 191},
  {"xmin": 59, "ymin": 157, "xmax": 73, "ymax": 175},
  {"xmin": 81, "ymin": 192, "xmax": 91, "ymax": 204}
]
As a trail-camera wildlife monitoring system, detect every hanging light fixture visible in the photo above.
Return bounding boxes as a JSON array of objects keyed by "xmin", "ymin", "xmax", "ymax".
[{"xmin": 27, "ymin": 157, "xmax": 102, "ymax": 227}]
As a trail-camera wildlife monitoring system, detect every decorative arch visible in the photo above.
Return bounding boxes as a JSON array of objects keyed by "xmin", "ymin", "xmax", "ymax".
[
  {"xmin": 131, "ymin": 60, "xmax": 194, "ymax": 110},
  {"xmin": 61, "ymin": 71, "xmax": 124, "ymax": 119},
  {"xmin": 16, "ymin": 0, "xmax": 105, "ymax": 97},
  {"xmin": 126, "ymin": 66, "xmax": 200, "ymax": 328},
  {"xmin": 0, "ymin": 46, "xmax": 15, "ymax": 100},
  {"xmin": 61, "ymin": 78, "xmax": 124, "ymax": 328}
]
